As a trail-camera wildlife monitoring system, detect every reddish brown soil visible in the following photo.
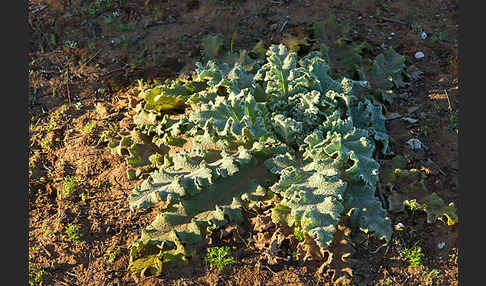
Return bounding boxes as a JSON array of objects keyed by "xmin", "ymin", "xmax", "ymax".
[{"xmin": 29, "ymin": 0, "xmax": 459, "ymax": 285}]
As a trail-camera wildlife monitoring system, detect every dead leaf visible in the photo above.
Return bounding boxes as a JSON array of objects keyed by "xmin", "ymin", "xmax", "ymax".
[
  {"xmin": 250, "ymin": 215, "xmax": 275, "ymax": 232},
  {"xmin": 296, "ymin": 235, "xmax": 325, "ymax": 262},
  {"xmin": 317, "ymin": 224, "xmax": 354, "ymax": 285}
]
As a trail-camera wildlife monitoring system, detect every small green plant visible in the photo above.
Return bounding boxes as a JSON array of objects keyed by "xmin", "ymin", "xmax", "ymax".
[
  {"xmin": 448, "ymin": 111, "xmax": 458, "ymax": 133},
  {"xmin": 406, "ymin": 199, "xmax": 425, "ymax": 215},
  {"xmin": 383, "ymin": 277, "xmax": 393, "ymax": 286},
  {"xmin": 50, "ymin": 34, "xmax": 56, "ymax": 46},
  {"xmin": 363, "ymin": 237, "xmax": 370, "ymax": 248},
  {"xmin": 64, "ymin": 40, "xmax": 78, "ymax": 48},
  {"xmin": 153, "ymin": 6, "xmax": 163, "ymax": 20},
  {"xmin": 29, "ymin": 263, "xmax": 46, "ymax": 286},
  {"xmin": 106, "ymin": 246, "xmax": 121, "ymax": 263},
  {"xmin": 45, "ymin": 114, "xmax": 58, "ymax": 132},
  {"xmin": 86, "ymin": 0, "xmax": 114, "ymax": 15},
  {"xmin": 40, "ymin": 137, "xmax": 52, "ymax": 149},
  {"xmin": 81, "ymin": 120, "xmax": 97, "ymax": 135},
  {"xmin": 103, "ymin": 14, "xmax": 115, "ymax": 24},
  {"xmin": 204, "ymin": 246, "xmax": 235, "ymax": 270},
  {"xmin": 43, "ymin": 224, "xmax": 55, "ymax": 239},
  {"xmin": 62, "ymin": 175, "xmax": 78, "ymax": 196},
  {"xmin": 430, "ymin": 31, "xmax": 447, "ymax": 43},
  {"xmin": 230, "ymin": 31, "xmax": 237, "ymax": 54},
  {"xmin": 115, "ymin": 21, "xmax": 136, "ymax": 32},
  {"xmin": 400, "ymin": 242, "xmax": 425, "ymax": 267},
  {"xmin": 63, "ymin": 223, "xmax": 81, "ymax": 242},
  {"xmin": 449, "ymin": 252, "xmax": 456, "ymax": 260},
  {"xmin": 88, "ymin": 42, "xmax": 96, "ymax": 51},
  {"xmin": 424, "ymin": 269, "xmax": 440, "ymax": 285},
  {"xmin": 294, "ymin": 227, "xmax": 305, "ymax": 242},
  {"xmin": 291, "ymin": 251, "xmax": 298, "ymax": 259},
  {"xmin": 422, "ymin": 125, "xmax": 428, "ymax": 137}
]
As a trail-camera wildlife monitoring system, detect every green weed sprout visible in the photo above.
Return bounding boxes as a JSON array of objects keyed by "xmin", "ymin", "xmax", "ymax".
[
  {"xmin": 204, "ymin": 246, "xmax": 235, "ymax": 270},
  {"xmin": 294, "ymin": 227, "xmax": 305, "ymax": 242},
  {"xmin": 62, "ymin": 176, "xmax": 78, "ymax": 196},
  {"xmin": 63, "ymin": 223, "xmax": 81, "ymax": 242},
  {"xmin": 400, "ymin": 242, "xmax": 425, "ymax": 267},
  {"xmin": 29, "ymin": 263, "xmax": 46, "ymax": 286}
]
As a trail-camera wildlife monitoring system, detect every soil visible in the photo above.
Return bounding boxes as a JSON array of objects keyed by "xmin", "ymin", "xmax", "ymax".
[{"xmin": 28, "ymin": 0, "xmax": 459, "ymax": 285}]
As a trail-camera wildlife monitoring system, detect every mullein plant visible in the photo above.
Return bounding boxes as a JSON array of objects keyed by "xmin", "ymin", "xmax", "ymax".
[{"xmin": 120, "ymin": 41, "xmax": 410, "ymax": 276}]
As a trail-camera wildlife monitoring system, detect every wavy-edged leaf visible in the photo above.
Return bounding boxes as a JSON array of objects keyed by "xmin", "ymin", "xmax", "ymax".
[
  {"xmin": 128, "ymin": 148, "xmax": 270, "ymax": 275},
  {"xmin": 304, "ymin": 119, "xmax": 380, "ymax": 186},
  {"xmin": 343, "ymin": 182, "xmax": 392, "ymax": 242},
  {"xmin": 420, "ymin": 192, "xmax": 458, "ymax": 226},
  {"xmin": 140, "ymin": 78, "xmax": 207, "ymax": 113},
  {"xmin": 201, "ymin": 34, "xmax": 225, "ymax": 62},
  {"xmin": 189, "ymin": 90, "xmax": 272, "ymax": 149},
  {"xmin": 255, "ymin": 44, "xmax": 308, "ymax": 98},
  {"xmin": 348, "ymin": 98, "xmax": 389, "ymax": 154},
  {"xmin": 359, "ymin": 47, "xmax": 407, "ymax": 103},
  {"xmin": 266, "ymin": 155, "xmax": 347, "ymax": 248}
]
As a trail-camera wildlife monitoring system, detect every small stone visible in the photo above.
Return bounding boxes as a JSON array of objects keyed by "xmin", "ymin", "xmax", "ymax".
[
  {"xmin": 415, "ymin": 51, "xmax": 425, "ymax": 59},
  {"xmin": 421, "ymin": 32, "xmax": 427, "ymax": 40},
  {"xmin": 407, "ymin": 138, "xmax": 423, "ymax": 150},
  {"xmin": 394, "ymin": 222, "xmax": 405, "ymax": 231},
  {"xmin": 401, "ymin": 117, "xmax": 419, "ymax": 124}
]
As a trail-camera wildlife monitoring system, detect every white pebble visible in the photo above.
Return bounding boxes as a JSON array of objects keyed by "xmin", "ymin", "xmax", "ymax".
[
  {"xmin": 401, "ymin": 117, "xmax": 419, "ymax": 124},
  {"xmin": 421, "ymin": 32, "xmax": 427, "ymax": 40},
  {"xmin": 394, "ymin": 222, "xmax": 405, "ymax": 231},
  {"xmin": 407, "ymin": 138, "xmax": 423, "ymax": 150},
  {"xmin": 415, "ymin": 51, "xmax": 425, "ymax": 59}
]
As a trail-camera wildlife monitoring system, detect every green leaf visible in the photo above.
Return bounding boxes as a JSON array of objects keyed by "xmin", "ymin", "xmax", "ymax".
[
  {"xmin": 255, "ymin": 44, "xmax": 308, "ymax": 98},
  {"xmin": 201, "ymin": 34, "xmax": 225, "ymax": 62},
  {"xmin": 348, "ymin": 98, "xmax": 389, "ymax": 154},
  {"xmin": 128, "ymin": 147, "xmax": 269, "ymax": 275},
  {"xmin": 140, "ymin": 78, "xmax": 206, "ymax": 113},
  {"xmin": 304, "ymin": 118, "xmax": 380, "ymax": 186},
  {"xmin": 189, "ymin": 90, "xmax": 272, "ymax": 149},
  {"xmin": 266, "ymin": 155, "xmax": 347, "ymax": 248},
  {"xmin": 343, "ymin": 182, "xmax": 392, "ymax": 242},
  {"xmin": 360, "ymin": 47, "xmax": 407, "ymax": 103},
  {"xmin": 420, "ymin": 192, "xmax": 458, "ymax": 226}
]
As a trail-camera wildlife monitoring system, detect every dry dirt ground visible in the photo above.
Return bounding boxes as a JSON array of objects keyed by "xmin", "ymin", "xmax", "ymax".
[{"xmin": 28, "ymin": 0, "xmax": 459, "ymax": 285}]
